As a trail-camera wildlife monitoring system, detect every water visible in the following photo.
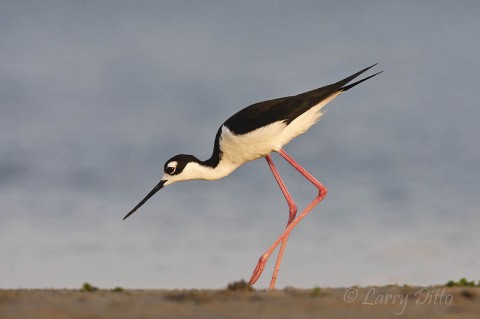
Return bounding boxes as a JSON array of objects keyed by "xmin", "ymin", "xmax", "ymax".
[{"xmin": 1, "ymin": 1, "xmax": 479, "ymax": 289}]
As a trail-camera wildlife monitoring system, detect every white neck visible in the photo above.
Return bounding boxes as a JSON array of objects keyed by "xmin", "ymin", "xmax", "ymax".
[{"xmin": 186, "ymin": 161, "xmax": 239, "ymax": 180}]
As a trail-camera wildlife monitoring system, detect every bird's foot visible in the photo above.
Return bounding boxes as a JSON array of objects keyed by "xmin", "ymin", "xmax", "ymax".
[{"xmin": 248, "ymin": 255, "xmax": 267, "ymax": 285}]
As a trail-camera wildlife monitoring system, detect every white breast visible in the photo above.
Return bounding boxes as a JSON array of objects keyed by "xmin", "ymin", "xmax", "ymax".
[{"xmin": 220, "ymin": 122, "xmax": 287, "ymax": 164}]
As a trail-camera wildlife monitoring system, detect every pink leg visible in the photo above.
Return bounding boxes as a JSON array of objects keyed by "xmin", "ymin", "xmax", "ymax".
[
  {"xmin": 248, "ymin": 149, "xmax": 327, "ymax": 288},
  {"xmin": 264, "ymin": 154, "xmax": 297, "ymax": 289}
]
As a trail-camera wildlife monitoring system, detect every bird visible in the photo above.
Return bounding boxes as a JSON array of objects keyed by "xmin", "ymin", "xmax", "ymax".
[{"xmin": 123, "ymin": 64, "xmax": 381, "ymax": 289}]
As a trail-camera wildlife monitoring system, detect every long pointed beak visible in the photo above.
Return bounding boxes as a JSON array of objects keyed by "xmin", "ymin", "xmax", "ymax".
[{"xmin": 123, "ymin": 180, "xmax": 166, "ymax": 220}]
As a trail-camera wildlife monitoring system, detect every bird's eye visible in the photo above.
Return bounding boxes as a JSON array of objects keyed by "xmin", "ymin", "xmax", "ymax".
[{"xmin": 166, "ymin": 166, "xmax": 175, "ymax": 175}]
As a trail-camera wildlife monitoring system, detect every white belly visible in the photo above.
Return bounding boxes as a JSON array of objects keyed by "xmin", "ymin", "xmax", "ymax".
[{"xmin": 220, "ymin": 91, "xmax": 341, "ymax": 165}]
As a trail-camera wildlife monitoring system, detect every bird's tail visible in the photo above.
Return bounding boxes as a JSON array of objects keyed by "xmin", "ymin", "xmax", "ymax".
[
  {"xmin": 296, "ymin": 63, "xmax": 382, "ymax": 101},
  {"xmin": 340, "ymin": 68, "xmax": 383, "ymax": 92},
  {"xmin": 333, "ymin": 63, "xmax": 383, "ymax": 93}
]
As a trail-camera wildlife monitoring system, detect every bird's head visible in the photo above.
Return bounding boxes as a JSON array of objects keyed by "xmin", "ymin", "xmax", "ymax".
[
  {"xmin": 162, "ymin": 154, "xmax": 203, "ymax": 186},
  {"xmin": 123, "ymin": 154, "xmax": 202, "ymax": 220}
]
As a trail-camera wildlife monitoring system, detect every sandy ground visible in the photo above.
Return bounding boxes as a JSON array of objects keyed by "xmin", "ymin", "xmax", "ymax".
[{"xmin": 1, "ymin": 285, "xmax": 479, "ymax": 319}]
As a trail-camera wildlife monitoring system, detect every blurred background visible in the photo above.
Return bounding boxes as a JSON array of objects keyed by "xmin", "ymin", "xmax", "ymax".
[{"xmin": 1, "ymin": 1, "xmax": 479, "ymax": 289}]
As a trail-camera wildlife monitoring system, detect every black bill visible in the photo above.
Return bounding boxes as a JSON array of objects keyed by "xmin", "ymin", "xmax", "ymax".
[{"xmin": 123, "ymin": 180, "xmax": 166, "ymax": 220}]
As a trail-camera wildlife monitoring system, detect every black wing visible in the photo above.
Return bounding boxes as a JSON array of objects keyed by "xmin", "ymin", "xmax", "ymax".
[{"xmin": 223, "ymin": 64, "xmax": 381, "ymax": 135}]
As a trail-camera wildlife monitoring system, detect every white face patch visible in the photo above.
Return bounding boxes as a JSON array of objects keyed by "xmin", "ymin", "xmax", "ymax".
[{"xmin": 165, "ymin": 161, "xmax": 178, "ymax": 175}]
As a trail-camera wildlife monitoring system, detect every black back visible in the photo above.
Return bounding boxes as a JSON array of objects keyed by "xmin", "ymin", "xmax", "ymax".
[{"xmin": 223, "ymin": 64, "xmax": 380, "ymax": 135}]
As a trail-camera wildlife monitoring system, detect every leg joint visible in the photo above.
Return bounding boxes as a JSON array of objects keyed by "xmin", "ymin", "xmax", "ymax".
[
  {"xmin": 317, "ymin": 185, "xmax": 327, "ymax": 199},
  {"xmin": 288, "ymin": 203, "xmax": 298, "ymax": 215}
]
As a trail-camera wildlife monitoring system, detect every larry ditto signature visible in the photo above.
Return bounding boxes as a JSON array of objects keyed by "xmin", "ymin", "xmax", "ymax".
[{"xmin": 343, "ymin": 287, "xmax": 453, "ymax": 315}]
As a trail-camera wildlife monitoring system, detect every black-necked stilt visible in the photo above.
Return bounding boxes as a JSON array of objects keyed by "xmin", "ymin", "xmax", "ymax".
[{"xmin": 124, "ymin": 64, "xmax": 381, "ymax": 289}]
